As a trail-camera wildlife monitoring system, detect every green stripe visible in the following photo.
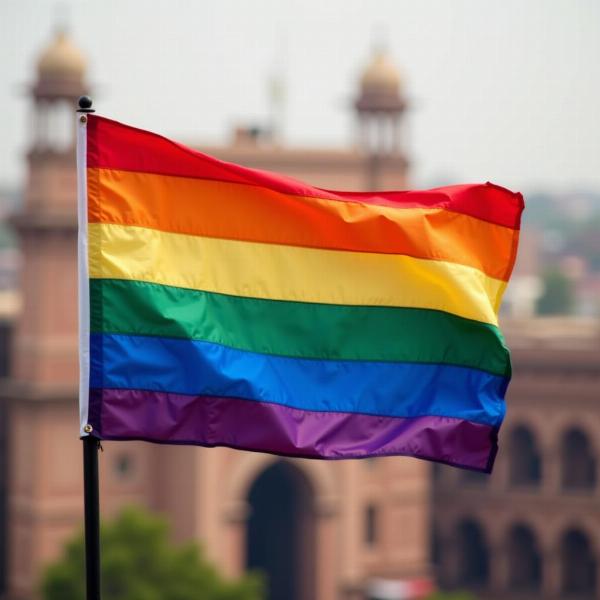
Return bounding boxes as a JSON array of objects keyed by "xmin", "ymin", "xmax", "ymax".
[{"xmin": 90, "ymin": 279, "xmax": 511, "ymax": 377}]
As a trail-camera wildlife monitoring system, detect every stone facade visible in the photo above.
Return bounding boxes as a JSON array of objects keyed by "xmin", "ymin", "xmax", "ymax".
[{"xmin": 433, "ymin": 319, "xmax": 600, "ymax": 600}]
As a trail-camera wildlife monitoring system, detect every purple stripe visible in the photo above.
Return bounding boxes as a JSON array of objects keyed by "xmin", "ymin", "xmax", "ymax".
[{"xmin": 90, "ymin": 388, "xmax": 497, "ymax": 472}]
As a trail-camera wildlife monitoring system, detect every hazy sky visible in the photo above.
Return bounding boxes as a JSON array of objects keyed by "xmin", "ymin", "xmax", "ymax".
[{"xmin": 1, "ymin": 0, "xmax": 599, "ymax": 194}]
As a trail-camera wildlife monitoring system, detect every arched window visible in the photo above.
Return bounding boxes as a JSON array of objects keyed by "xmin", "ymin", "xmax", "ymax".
[
  {"xmin": 508, "ymin": 524, "xmax": 542, "ymax": 592},
  {"xmin": 561, "ymin": 529, "xmax": 596, "ymax": 597},
  {"xmin": 113, "ymin": 454, "xmax": 135, "ymax": 480},
  {"xmin": 456, "ymin": 519, "xmax": 489, "ymax": 587},
  {"xmin": 561, "ymin": 429, "xmax": 596, "ymax": 491},
  {"xmin": 509, "ymin": 425, "xmax": 541, "ymax": 486},
  {"xmin": 365, "ymin": 504, "xmax": 378, "ymax": 547},
  {"xmin": 430, "ymin": 523, "xmax": 441, "ymax": 569}
]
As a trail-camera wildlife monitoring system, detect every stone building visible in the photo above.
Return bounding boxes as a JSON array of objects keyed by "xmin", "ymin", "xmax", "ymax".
[
  {"xmin": 433, "ymin": 318, "xmax": 600, "ymax": 600},
  {"xmin": 0, "ymin": 29, "xmax": 431, "ymax": 600}
]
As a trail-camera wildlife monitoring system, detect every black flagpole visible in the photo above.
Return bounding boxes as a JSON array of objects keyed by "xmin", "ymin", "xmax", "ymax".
[
  {"xmin": 82, "ymin": 434, "xmax": 101, "ymax": 600},
  {"xmin": 77, "ymin": 95, "xmax": 101, "ymax": 600}
]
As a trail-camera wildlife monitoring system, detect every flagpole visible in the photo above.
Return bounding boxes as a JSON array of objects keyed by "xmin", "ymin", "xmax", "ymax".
[
  {"xmin": 77, "ymin": 95, "xmax": 101, "ymax": 600},
  {"xmin": 82, "ymin": 435, "xmax": 101, "ymax": 600}
]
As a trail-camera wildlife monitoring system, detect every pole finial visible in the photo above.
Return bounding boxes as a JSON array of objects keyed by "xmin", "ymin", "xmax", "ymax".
[{"xmin": 77, "ymin": 96, "xmax": 95, "ymax": 113}]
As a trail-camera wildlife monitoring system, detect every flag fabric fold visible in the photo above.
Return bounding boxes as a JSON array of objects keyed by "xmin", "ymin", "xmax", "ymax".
[{"xmin": 78, "ymin": 114, "xmax": 523, "ymax": 472}]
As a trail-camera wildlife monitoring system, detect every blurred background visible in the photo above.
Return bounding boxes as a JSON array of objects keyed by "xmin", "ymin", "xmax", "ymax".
[{"xmin": 0, "ymin": 1, "xmax": 599, "ymax": 599}]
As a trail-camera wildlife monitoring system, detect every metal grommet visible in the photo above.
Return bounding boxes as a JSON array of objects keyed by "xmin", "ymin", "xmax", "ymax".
[
  {"xmin": 83, "ymin": 424, "xmax": 93, "ymax": 433},
  {"xmin": 80, "ymin": 115, "xmax": 87, "ymax": 124}
]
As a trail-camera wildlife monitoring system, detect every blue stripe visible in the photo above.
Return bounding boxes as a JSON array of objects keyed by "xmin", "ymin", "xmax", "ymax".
[{"xmin": 90, "ymin": 333, "xmax": 507, "ymax": 427}]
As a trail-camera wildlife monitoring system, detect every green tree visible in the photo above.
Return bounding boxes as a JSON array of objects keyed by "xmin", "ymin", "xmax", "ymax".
[
  {"xmin": 425, "ymin": 593, "xmax": 477, "ymax": 600},
  {"xmin": 536, "ymin": 267, "xmax": 575, "ymax": 315},
  {"xmin": 42, "ymin": 506, "xmax": 264, "ymax": 600}
]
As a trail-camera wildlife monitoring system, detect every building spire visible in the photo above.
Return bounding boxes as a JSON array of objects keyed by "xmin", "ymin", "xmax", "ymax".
[
  {"xmin": 267, "ymin": 37, "xmax": 288, "ymax": 144},
  {"xmin": 354, "ymin": 47, "xmax": 405, "ymax": 157}
]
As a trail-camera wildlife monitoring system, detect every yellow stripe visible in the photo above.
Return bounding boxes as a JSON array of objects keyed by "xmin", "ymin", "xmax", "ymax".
[{"xmin": 88, "ymin": 223, "xmax": 505, "ymax": 325}]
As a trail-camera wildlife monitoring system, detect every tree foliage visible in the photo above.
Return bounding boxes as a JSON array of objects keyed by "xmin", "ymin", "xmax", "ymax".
[
  {"xmin": 536, "ymin": 267, "xmax": 574, "ymax": 315},
  {"xmin": 42, "ymin": 506, "xmax": 264, "ymax": 600},
  {"xmin": 425, "ymin": 592, "xmax": 477, "ymax": 600}
]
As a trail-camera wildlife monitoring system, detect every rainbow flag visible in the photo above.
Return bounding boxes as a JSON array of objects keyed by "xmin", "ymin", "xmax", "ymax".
[{"xmin": 77, "ymin": 115, "xmax": 523, "ymax": 472}]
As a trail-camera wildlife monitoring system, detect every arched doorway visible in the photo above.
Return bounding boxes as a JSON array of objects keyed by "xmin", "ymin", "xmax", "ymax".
[
  {"xmin": 561, "ymin": 529, "xmax": 596, "ymax": 598},
  {"xmin": 508, "ymin": 524, "xmax": 542, "ymax": 592},
  {"xmin": 246, "ymin": 461, "xmax": 315, "ymax": 600},
  {"xmin": 455, "ymin": 519, "xmax": 489, "ymax": 588}
]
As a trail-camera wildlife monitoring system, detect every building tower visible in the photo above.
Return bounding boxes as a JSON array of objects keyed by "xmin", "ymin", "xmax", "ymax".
[
  {"xmin": 5, "ymin": 28, "xmax": 88, "ymax": 598},
  {"xmin": 31, "ymin": 28, "xmax": 88, "ymax": 153},
  {"xmin": 355, "ymin": 48, "xmax": 408, "ymax": 189}
]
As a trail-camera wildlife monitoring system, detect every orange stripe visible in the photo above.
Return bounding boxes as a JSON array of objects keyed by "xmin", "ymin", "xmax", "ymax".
[{"xmin": 88, "ymin": 168, "xmax": 519, "ymax": 281}]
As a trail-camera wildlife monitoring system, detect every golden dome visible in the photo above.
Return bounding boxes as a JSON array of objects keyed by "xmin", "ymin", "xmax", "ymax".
[
  {"xmin": 360, "ymin": 50, "xmax": 401, "ymax": 94},
  {"xmin": 37, "ymin": 30, "xmax": 86, "ymax": 80}
]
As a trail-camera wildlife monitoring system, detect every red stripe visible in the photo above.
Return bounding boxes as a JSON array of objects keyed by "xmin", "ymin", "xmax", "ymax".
[{"xmin": 87, "ymin": 115, "xmax": 524, "ymax": 230}]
